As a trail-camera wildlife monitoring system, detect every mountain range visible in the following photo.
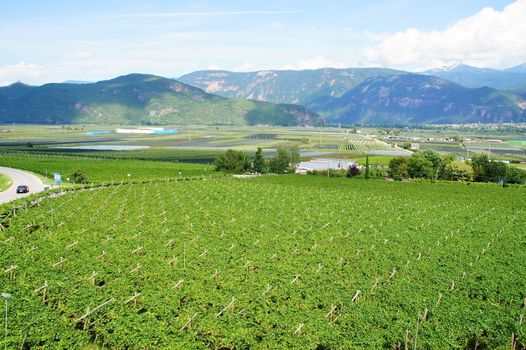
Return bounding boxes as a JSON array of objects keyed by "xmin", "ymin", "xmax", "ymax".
[
  {"xmin": 1, "ymin": 64, "xmax": 525, "ymax": 126},
  {"xmin": 178, "ymin": 68, "xmax": 403, "ymax": 108},
  {"xmin": 315, "ymin": 74, "xmax": 525, "ymax": 125},
  {"xmin": 424, "ymin": 63, "xmax": 526, "ymax": 90},
  {"xmin": 0, "ymin": 74, "xmax": 322, "ymax": 126}
]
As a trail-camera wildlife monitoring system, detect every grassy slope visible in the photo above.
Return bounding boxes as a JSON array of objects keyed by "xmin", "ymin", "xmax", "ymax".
[{"xmin": 0, "ymin": 172, "xmax": 13, "ymax": 191}]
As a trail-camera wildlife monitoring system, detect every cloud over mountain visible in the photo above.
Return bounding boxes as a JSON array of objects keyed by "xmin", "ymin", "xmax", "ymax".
[{"xmin": 363, "ymin": 0, "xmax": 526, "ymax": 70}]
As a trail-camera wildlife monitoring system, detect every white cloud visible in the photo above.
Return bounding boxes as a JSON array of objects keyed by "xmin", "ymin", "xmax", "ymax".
[
  {"xmin": 281, "ymin": 57, "xmax": 348, "ymax": 70},
  {"xmin": 363, "ymin": 0, "xmax": 526, "ymax": 70},
  {"xmin": 0, "ymin": 62, "xmax": 45, "ymax": 85}
]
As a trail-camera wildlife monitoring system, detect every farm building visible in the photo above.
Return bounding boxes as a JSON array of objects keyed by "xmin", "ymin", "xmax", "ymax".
[{"xmin": 295, "ymin": 158, "xmax": 359, "ymax": 174}]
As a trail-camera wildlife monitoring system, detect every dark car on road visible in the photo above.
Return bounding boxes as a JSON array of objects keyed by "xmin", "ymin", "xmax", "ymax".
[{"xmin": 16, "ymin": 185, "xmax": 29, "ymax": 194}]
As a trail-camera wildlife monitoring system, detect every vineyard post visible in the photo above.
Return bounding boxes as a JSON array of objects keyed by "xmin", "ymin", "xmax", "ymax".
[{"xmin": 1, "ymin": 293, "xmax": 10, "ymax": 350}]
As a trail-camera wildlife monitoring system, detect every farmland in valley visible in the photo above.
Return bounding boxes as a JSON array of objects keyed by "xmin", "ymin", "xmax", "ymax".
[{"xmin": 1, "ymin": 175, "xmax": 525, "ymax": 349}]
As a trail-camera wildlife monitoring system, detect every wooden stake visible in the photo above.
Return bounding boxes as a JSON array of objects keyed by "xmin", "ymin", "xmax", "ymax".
[
  {"xmin": 76, "ymin": 298, "xmax": 115, "ymax": 323},
  {"xmin": 180, "ymin": 312, "xmax": 198, "ymax": 332},
  {"xmin": 129, "ymin": 263, "xmax": 141, "ymax": 273},
  {"xmin": 87, "ymin": 271, "xmax": 98, "ymax": 285},
  {"xmin": 216, "ymin": 297, "xmax": 235, "ymax": 317},
  {"xmin": 421, "ymin": 308, "xmax": 428, "ymax": 323},
  {"xmin": 262, "ymin": 284, "xmax": 272, "ymax": 296},
  {"xmin": 124, "ymin": 292, "xmax": 141, "ymax": 308},
  {"xmin": 291, "ymin": 274, "xmax": 300, "ymax": 284},
  {"xmin": 352, "ymin": 290, "xmax": 361, "ymax": 303},
  {"xmin": 4, "ymin": 265, "xmax": 17, "ymax": 281},
  {"xmin": 293, "ymin": 323, "xmax": 304, "ymax": 336},
  {"xmin": 168, "ymin": 256, "xmax": 178, "ymax": 266},
  {"xmin": 173, "ymin": 279, "xmax": 184, "ymax": 289}
]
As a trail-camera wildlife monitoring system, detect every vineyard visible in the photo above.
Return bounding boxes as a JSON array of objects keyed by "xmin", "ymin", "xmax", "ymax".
[
  {"xmin": 339, "ymin": 137, "xmax": 394, "ymax": 152},
  {"xmin": 0, "ymin": 176, "xmax": 525, "ymax": 349},
  {"xmin": 0, "ymin": 153, "xmax": 214, "ymax": 183}
]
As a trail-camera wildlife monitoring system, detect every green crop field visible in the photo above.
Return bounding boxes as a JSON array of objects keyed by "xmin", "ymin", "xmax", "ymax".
[
  {"xmin": 0, "ymin": 153, "xmax": 214, "ymax": 184},
  {"xmin": 1, "ymin": 176, "xmax": 525, "ymax": 349}
]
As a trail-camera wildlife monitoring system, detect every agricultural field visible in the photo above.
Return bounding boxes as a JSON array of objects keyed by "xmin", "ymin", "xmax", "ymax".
[
  {"xmin": 1, "ymin": 176, "xmax": 525, "ymax": 349},
  {"xmin": 0, "ymin": 154, "xmax": 214, "ymax": 184}
]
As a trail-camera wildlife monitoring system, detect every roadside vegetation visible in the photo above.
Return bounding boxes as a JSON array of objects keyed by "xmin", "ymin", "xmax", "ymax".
[{"xmin": 0, "ymin": 172, "xmax": 13, "ymax": 191}]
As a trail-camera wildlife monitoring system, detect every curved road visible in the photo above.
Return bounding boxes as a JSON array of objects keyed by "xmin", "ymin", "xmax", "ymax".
[{"xmin": 0, "ymin": 166, "xmax": 47, "ymax": 204}]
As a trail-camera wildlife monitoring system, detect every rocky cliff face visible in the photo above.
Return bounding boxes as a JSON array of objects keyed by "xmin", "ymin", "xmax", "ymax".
[{"xmin": 178, "ymin": 68, "xmax": 403, "ymax": 107}]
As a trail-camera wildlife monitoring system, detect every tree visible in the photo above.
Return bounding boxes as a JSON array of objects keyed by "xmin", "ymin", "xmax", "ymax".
[
  {"xmin": 438, "ymin": 155, "xmax": 455, "ymax": 180},
  {"xmin": 268, "ymin": 148, "xmax": 291, "ymax": 174},
  {"xmin": 470, "ymin": 153, "xmax": 506, "ymax": 183},
  {"xmin": 253, "ymin": 147, "xmax": 266, "ymax": 174},
  {"xmin": 401, "ymin": 142, "xmax": 412, "ymax": 150},
  {"xmin": 422, "ymin": 150, "xmax": 442, "ymax": 179},
  {"xmin": 70, "ymin": 170, "xmax": 87, "ymax": 184},
  {"xmin": 364, "ymin": 156, "xmax": 370, "ymax": 179},
  {"xmin": 289, "ymin": 146, "xmax": 301, "ymax": 168},
  {"xmin": 388, "ymin": 157, "xmax": 409, "ymax": 181},
  {"xmin": 442, "ymin": 161, "xmax": 474, "ymax": 181},
  {"xmin": 346, "ymin": 164, "xmax": 361, "ymax": 178},
  {"xmin": 471, "ymin": 153, "xmax": 490, "ymax": 182},
  {"xmin": 506, "ymin": 167, "xmax": 526, "ymax": 184},
  {"xmin": 407, "ymin": 152, "xmax": 434, "ymax": 179},
  {"xmin": 214, "ymin": 150, "xmax": 251, "ymax": 173}
]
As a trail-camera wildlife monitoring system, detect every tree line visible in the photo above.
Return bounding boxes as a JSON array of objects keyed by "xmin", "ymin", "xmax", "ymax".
[
  {"xmin": 214, "ymin": 147, "xmax": 300, "ymax": 174},
  {"xmin": 388, "ymin": 151, "xmax": 526, "ymax": 184}
]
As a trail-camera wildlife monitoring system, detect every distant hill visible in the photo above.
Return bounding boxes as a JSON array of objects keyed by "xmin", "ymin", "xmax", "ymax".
[
  {"xmin": 0, "ymin": 74, "xmax": 323, "ymax": 126},
  {"xmin": 178, "ymin": 68, "xmax": 403, "ymax": 107},
  {"xmin": 62, "ymin": 80, "xmax": 94, "ymax": 84},
  {"xmin": 424, "ymin": 63, "xmax": 526, "ymax": 90},
  {"xmin": 315, "ymin": 74, "xmax": 526, "ymax": 125}
]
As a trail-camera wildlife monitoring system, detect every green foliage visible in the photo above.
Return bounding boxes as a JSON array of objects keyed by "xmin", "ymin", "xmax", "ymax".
[
  {"xmin": 0, "ymin": 176, "xmax": 525, "ymax": 348},
  {"xmin": 0, "ymin": 153, "xmax": 213, "ymax": 183},
  {"xmin": 70, "ymin": 170, "xmax": 88, "ymax": 184},
  {"xmin": 364, "ymin": 156, "xmax": 370, "ymax": 179},
  {"xmin": 401, "ymin": 141, "xmax": 412, "ymax": 150},
  {"xmin": 0, "ymin": 173, "xmax": 13, "ymax": 191},
  {"xmin": 346, "ymin": 164, "xmax": 361, "ymax": 178},
  {"xmin": 268, "ymin": 147, "xmax": 291, "ymax": 174},
  {"xmin": 214, "ymin": 150, "xmax": 251, "ymax": 174},
  {"xmin": 252, "ymin": 147, "xmax": 266, "ymax": 174},
  {"xmin": 471, "ymin": 154, "xmax": 514, "ymax": 183},
  {"xmin": 289, "ymin": 145, "xmax": 300, "ymax": 166},
  {"xmin": 407, "ymin": 152, "xmax": 434, "ymax": 179},
  {"xmin": 442, "ymin": 160, "xmax": 474, "ymax": 181},
  {"xmin": 505, "ymin": 166, "xmax": 526, "ymax": 184},
  {"xmin": 388, "ymin": 157, "xmax": 409, "ymax": 181},
  {"xmin": 422, "ymin": 150, "xmax": 442, "ymax": 179}
]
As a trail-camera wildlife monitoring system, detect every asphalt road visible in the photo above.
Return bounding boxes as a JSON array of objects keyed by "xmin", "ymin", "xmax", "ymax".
[{"xmin": 0, "ymin": 166, "xmax": 47, "ymax": 204}]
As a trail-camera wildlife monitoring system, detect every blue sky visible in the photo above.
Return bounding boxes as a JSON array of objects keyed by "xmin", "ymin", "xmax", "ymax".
[{"xmin": 1, "ymin": 0, "xmax": 524, "ymax": 85}]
